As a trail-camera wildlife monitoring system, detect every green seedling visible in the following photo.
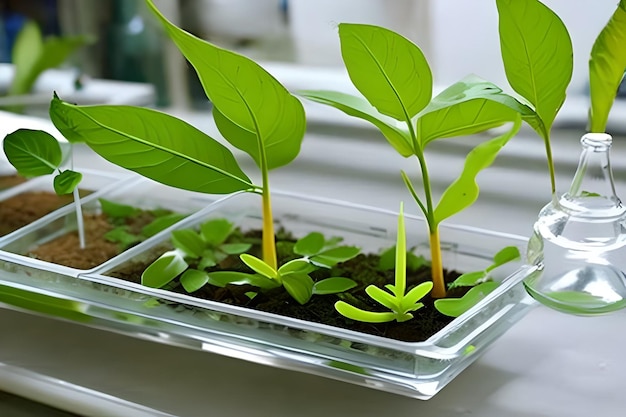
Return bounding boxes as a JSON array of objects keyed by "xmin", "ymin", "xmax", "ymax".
[
  {"xmin": 588, "ymin": 0, "xmax": 626, "ymax": 133},
  {"xmin": 99, "ymin": 198, "xmax": 188, "ymax": 250},
  {"xmin": 142, "ymin": 218, "xmax": 252, "ymax": 292},
  {"xmin": 2, "ymin": 128, "xmax": 86, "ymax": 247},
  {"xmin": 335, "ymin": 203, "xmax": 433, "ymax": 323},
  {"xmin": 5, "ymin": 20, "xmax": 93, "ymax": 113},
  {"xmin": 48, "ymin": 0, "xmax": 305, "ymax": 277},
  {"xmin": 496, "ymin": 0, "xmax": 572, "ymax": 200},
  {"xmin": 302, "ymin": 23, "xmax": 526, "ymax": 298},
  {"xmin": 207, "ymin": 232, "xmax": 360, "ymax": 305},
  {"xmin": 434, "ymin": 246, "xmax": 521, "ymax": 318}
]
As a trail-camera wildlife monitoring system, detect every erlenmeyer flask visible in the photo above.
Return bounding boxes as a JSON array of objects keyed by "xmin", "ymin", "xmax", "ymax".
[{"xmin": 525, "ymin": 133, "xmax": 626, "ymax": 315}]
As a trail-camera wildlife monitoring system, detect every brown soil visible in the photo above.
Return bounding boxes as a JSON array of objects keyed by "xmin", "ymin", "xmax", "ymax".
[
  {"xmin": 29, "ymin": 211, "xmax": 164, "ymax": 270},
  {"xmin": 0, "ymin": 174, "xmax": 27, "ymax": 191},
  {"xmin": 0, "ymin": 191, "xmax": 75, "ymax": 236}
]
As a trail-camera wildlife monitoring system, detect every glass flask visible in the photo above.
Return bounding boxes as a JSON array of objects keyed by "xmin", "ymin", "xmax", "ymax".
[{"xmin": 525, "ymin": 133, "xmax": 626, "ymax": 315}]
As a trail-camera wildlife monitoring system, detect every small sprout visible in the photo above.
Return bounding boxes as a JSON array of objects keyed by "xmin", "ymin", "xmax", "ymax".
[
  {"xmin": 335, "ymin": 203, "xmax": 433, "ymax": 323},
  {"xmin": 448, "ymin": 245, "xmax": 521, "ymax": 289},
  {"xmin": 293, "ymin": 232, "xmax": 360, "ymax": 268},
  {"xmin": 142, "ymin": 218, "xmax": 251, "ymax": 291}
]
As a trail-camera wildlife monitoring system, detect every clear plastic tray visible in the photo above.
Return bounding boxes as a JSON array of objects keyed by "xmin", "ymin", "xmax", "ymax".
[{"xmin": 0, "ymin": 191, "xmax": 535, "ymax": 399}]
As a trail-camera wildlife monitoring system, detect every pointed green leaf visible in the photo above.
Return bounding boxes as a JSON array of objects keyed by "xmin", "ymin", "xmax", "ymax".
[
  {"xmin": 401, "ymin": 281, "xmax": 433, "ymax": 310},
  {"xmin": 180, "ymin": 269, "xmax": 209, "ymax": 293},
  {"xmin": 293, "ymin": 232, "xmax": 325, "ymax": 256},
  {"xmin": 53, "ymin": 169, "xmax": 82, "ymax": 195},
  {"xmin": 310, "ymin": 246, "xmax": 361, "ymax": 268},
  {"xmin": 435, "ymin": 281, "xmax": 500, "ymax": 317},
  {"xmin": 299, "ymin": 90, "xmax": 414, "ymax": 156},
  {"xmin": 141, "ymin": 251, "xmax": 188, "ymax": 288},
  {"xmin": 240, "ymin": 254, "xmax": 277, "ymax": 279},
  {"xmin": 99, "ymin": 198, "xmax": 141, "ymax": 219},
  {"xmin": 141, "ymin": 213, "xmax": 187, "ymax": 237},
  {"xmin": 3, "ymin": 129, "xmax": 61, "ymax": 176},
  {"xmin": 488, "ymin": 245, "xmax": 521, "ymax": 271},
  {"xmin": 198, "ymin": 254, "xmax": 217, "ymax": 270},
  {"xmin": 49, "ymin": 96, "xmax": 253, "ymax": 194},
  {"xmin": 282, "ymin": 273, "xmax": 314, "ymax": 305},
  {"xmin": 199, "ymin": 218, "xmax": 233, "ymax": 245},
  {"xmin": 589, "ymin": 0, "xmax": 626, "ymax": 132},
  {"xmin": 434, "ymin": 116, "xmax": 521, "ymax": 225},
  {"xmin": 171, "ymin": 229, "xmax": 205, "ymax": 259},
  {"xmin": 206, "ymin": 271, "xmax": 278, "ymax": 289},
  {"xmin": 449, "ymin": 271, "xmax": 487, "ymax": 289},
  {"xmin": 104, "ymin": 226, "xmax": 142, "ymax": 250},
  {"xmin": 334, "ymin": 301, "xmax": 397, "ymax": 323},
  {"xmin": 312, "ymin": 277, "xmax": 357, "ymax": 295},
  {"xmin": 497, "ymin": 0, "xmax": 573, "ymax": 133},
  {"xmin": 146, "ymin": 0, "xmax": 305, "ymax": 170},
  {"xmin": 338, "ymin": 23, "xmax": 432, "ymax": 120},
  {"xmin": 365, "ymin": 285, "xmax": 398, "ymax": 311},
  {"xmin": 417, "ymin": 76, "xmax": 532, "ymax": 147},
  {"xmin": 278, "ymin": 259, "xmax": 312, "ymax": 275}
]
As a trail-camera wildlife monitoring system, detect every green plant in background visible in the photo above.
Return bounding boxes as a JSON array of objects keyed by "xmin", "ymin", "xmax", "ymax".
[
  {"xmin": 588, "ymin": 0, "xmax": 626, "ymax": 133},
  {"xmin": 49, "ymin": 0, "xmax": 305, "ymax": 276},
  {"xmin": 302, "ymin": 23, "xmax": 526, "ymax": 298},
  {"xmin": 496, "ymin": 0, "xmax": 573, "ymax": 200},
  {"xmin": 5, "ymin": 20, "xmax": 93, "ymax": 112},
  {"xmin": 336, "ymin": 203, "xmax": 433, "ymax": 323},
  {"xmin": 2, "ymin": 128, "xmax": 86, "ymax": 246}
]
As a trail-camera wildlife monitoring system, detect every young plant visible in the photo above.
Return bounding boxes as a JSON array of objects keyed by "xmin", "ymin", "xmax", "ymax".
[
  {"xmin": 588, "ymin": 0, "xmax": 626, "ymax": 133},
  {"xmin": 302, "ymin": 24, "xmax": 526, "ymax": 298},
  {"xmin": 48, "ymin": 0, "xmax": 305, "ymax": 275},
  {"xmin": 2, "ymin": 128, "xmax": 86, "ymax": 247},
  {"xmin": 5, "ymin": 20, "xmax": 93, "ymax": 113},
  {"xmin": 496, "ymin": 0, "xmax": 573, "ymax": 199},
  {"xmin": 335, "ymin": 203, "xmax": 433, "ymax": 323},
  {"xmin": 434, "ymin": 246, "xmax": 521, "ymax": 317}
]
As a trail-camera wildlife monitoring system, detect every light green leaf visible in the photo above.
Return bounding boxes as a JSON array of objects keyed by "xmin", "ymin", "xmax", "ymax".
[
  {"xmin": 449, "ymin": 271, "xmax": 486, "ymax": 288},
  {"xmin": 433, "ymin": 116, "xmax": 521, "ymax": 225},
  {"xmin": 589, "ymin": 0, "xmax": 626, "ymax": 132},
  {"xmin": 146, "ymin": 0, "xmax": 305, "ymax": 170},
  {"xmin": 99, "ymin": 198, "xmax": 141, "ymax": 219},
  {"xmin": 220, "ymin": 243, "xmax": 252, "ymax": 255},
  {"xmin": 180, "ymin": 269, "xmax": 209, "ymax": 293},
  {"xmin": 497, "ymin": 0, "xmax": 573, "ymax": 133},
  {"xmin": 49, "ymin": 96, "xmax": 253, "ymax": 194},
  {"xmin": 206, "ymin": 271, "xmax": 279, "ymax": 289},
  {"xmin": 299, "ymin": 90, "xmax": 414, "ymax": 157},
  {"xmin": 313, "ymin": 277, "xmax": 357, "ymax": 295},
  {"xmin": 434, "ymin": 281, "xmax": 500, "ymax": 317},
  {"xmin": 3, "ymin": 129, "xmax": 61, "ymax": 177},
  {"xmin": 53, "ymin": 169, "xmax": 82, "ymax": 195},
  {"xmin": 141, "ymin": 213, "xmax": 187, "ymax": 237},
  {"xmin": 171, "ymin": 229, "xmax": 205, "ymax": 259},
  {"xmin": 0, "ymin": 284, "xmax": 89, "ymax": 323},
  {"xmin": 401, "ymin": 281, "xmax": 433, "ymax": 310},
  {"xmin": 199, "ymin": 218, "xmax": 233, "ymax": 245},
  {"xmin": 293, "ymin": 232, "xmax": 325, "ymax": 257},
  {"xmin": 282, "ymin": 273, "xmax": 314, "ymax": 305},
  {"xmin": 103, "ymin": 226, "xmax": 142, "ymax": 250},
  {"xmin": 335, "ymin": 301, "xmax": 397, "ymax": 323},
  {"xmin": 365, "ymin": 285, "xmax": 398, "ymax": 311},
  {"xmin": 417, "ymin": 75, "xmax": 531, "ymax": 147},
  {"xmin": 141, "ymin": 251, "xmax": 188, "ymax": 288},
  {"xmin": 240, "ymin": 254, "xmax": 277, "ymax": 279},
  {"xmin": 278, "ymin": 259, "xmax": 312, "ymax": 275},
  {"xmin": 310, "ymin": 246, "xmax": 361, "ymax": 268},
  {"xmin": 338, "ymin": 23, "xmax": 432, "ymax": 120},
  {"xmin": 488, "ymin": 245, "xmax": 521, "ymax": 271},
  {"xmin": 198, "ymin": 254, "xmax": 217, "ymax": 270}
]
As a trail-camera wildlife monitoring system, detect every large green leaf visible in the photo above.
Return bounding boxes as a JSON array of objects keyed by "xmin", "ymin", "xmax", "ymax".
[
  {"xmin": 338, "ymin": 23, "xmax": 432, "ymax": 121},
  {"xmin": 496, "ymin": 0, "xmax": 572, "ymax": 134},
  {"xmin": 3, "ymin": 128, "xmax": 61, "ymax": 176},
  {"xmin": 299, "ymin": 90, "xmax": 414, "ymax": 156},
  {"xmin": 417, "ymin": 75, "xmax": 535, "ymax": 147},
  {"xmin": 146, "ymin": 0, "xmax": 305, "ymax": 170},
  {"xmin": 49, "ymin": 96, "xmax": 254, "ymax": 194},
  {"xmin": 589, "ymin": 0, "xmax": 626, "ymax": 132},
  {"xmin": 434, "ymin": 115, "xmax": 521, "ymax": 225},
  {"xmin": 434, "ymin": 281, "xmax": 500, "ymax": 317},
  {"xmin": 10, "ymin": 21, "xmax": 93, "ymax": 97}
]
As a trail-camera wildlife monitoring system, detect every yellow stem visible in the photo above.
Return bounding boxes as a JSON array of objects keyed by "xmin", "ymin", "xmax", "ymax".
[
  {"xmin": 429, "ymin": 228, "xmax": 446, "ymax": 298},
  {"xmin": 261, "ymin": 187, "xmax": 277, "ymax": 271}
]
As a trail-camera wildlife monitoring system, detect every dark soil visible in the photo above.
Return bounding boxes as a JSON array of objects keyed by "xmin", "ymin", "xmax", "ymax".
[
  {"xmin": 109, "ymin": 228, "xmax": 468, "ymax": 343},
  {"xmin": 0, "ymin": 191, "xmax": 76, "ymax": 236}
]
